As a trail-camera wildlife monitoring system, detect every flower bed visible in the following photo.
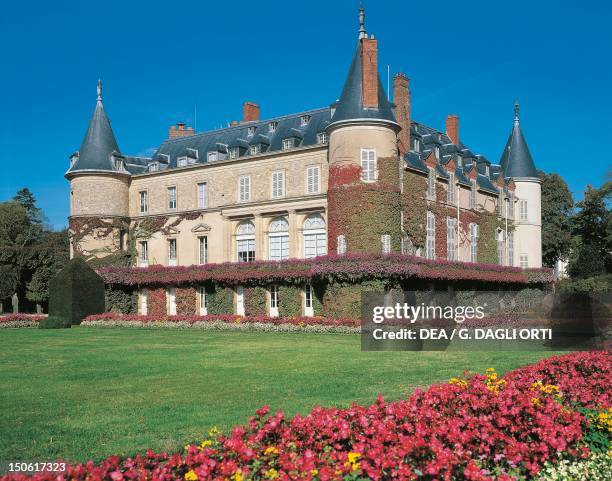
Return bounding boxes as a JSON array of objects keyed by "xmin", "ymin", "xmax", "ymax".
[
  {"xmin": 97, "ymin": 253, "xmax": 555, "ymax": 287},
  {"xmin": 0, "ymin": 314, "xmax": 46, "ymax": 328},
  {"xmin": 81, "ymin": 314, "xmax": 360, "ymax": 334},
  {"xmin": 2, "ymin": 351, "xmax": 609, "ymax": 481}
]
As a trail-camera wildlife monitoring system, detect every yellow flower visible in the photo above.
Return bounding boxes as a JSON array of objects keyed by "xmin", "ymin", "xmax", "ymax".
[
  {"xmin": 449, "ymin": 377, "xmax": 468, "ymax": 388},
  {"xmin": 199, "ymin": 440, "xmax": 212, "ymax": 450},
  {"xmin": 265, "ymin": 468, "xmax": 279, "ymax": 480},
  {"xmin": 532, "ymin": 397, "xmax": 541, "ymax": 407},
  {"xmin": 264, "ymin": 446, "xmax": 279, "ymax": 456},
  {"xmin": 185, "ymin": 470, "xmax": 198, "ymax": 481},
  {"xmin": 344, "ymin": 452, "xmax": 361, "ymax": 472},
  {"xmin": 208, "ymin": 426, "xmax": 221, "ymax": 438},
  {"xmin": 310, "ymin": 469, "xmax": 318, "ymax": 476},
  {"xmin": 232, "ymin": 470, "xmax": 243, "ymax": 481}
]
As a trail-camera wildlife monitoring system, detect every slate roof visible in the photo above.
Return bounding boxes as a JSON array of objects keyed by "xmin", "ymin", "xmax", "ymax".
[{"xmin": 499, "ymin": 110, "xmax": 538, "ymax": 179}]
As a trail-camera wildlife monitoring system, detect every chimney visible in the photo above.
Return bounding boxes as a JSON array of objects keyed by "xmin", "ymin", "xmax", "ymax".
[
  {"xmin": 169, "ymin": 122, "xmax": 195, "ymax": 140},
  {"xmin": 361, "ymin": 37, "xmax": 378, "ymax": 109},
  {"xmin": 393, "ymin": 73, "xmax": 411, "ymax": 155},
  {"xmin": 446, "ymin": 114, "xmax": 459, "ymax": 145},
  {"xmin": 242, "ymin": 101, "xmax": 260, "ymax": 122}
]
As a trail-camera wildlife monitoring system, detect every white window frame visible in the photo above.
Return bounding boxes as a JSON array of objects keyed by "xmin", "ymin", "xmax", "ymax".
[
  {"xmin": 268, "ymin": 217, "xmax": 289, "ymax": 261},
  {"xmin": 381, "ymin": 234, "xmax": 391, "ymax": 254},
  {"xmin": 139, "ymin": 191, "xmax": 148, "ymax": 214},
  {"xmin": 235, "ymin": 286, "xmax": 245, "ymax": 315},
  {"xmin": 167, "ymin": 186, "xmax": 177, "ymax": 210},
  {"xmin": 426, "ymin": 212, "xmax": 436, "ymax": 260},
  {"xmin": 271, "ymin": 171, "xmax": 285, "ymax": 199},
  {"xmin": 434, "ymin": 146, "xmax": 440, "ymax": 159},
  {"xmin": 306, "ymin": 165, "xmax": 321, "ymax": 194},
  {"xmin": 316, "ymin": 132, "xmax": 328, "ymax": 144},
  {"xmin": 199, "ymin": 287, "xmax": 207, "ymax": 316},
  {"xmin": 236, "ymin": 220, "xmax": 256, "ymax": 263},
  {"xmin": 149, "ymin": 162, "xmax": 159, "ymax": 172},
  {"xmin": 167, "ymin": 287, "xmax": 176, "ymax": 315},
  {"xmin": 300, "ymin": 115, "xmax": 310, "ymax": 126},
  {"xmin": 177, "ymin": 157, "xmax": 188, "ymax": 167},
  {"xmin": 304, "ymin": 283, "xmax": 314, "ymax": 317},
  {"xmin": 508, "ymin": 231, "xmax": 514, "ymax": 266},
  {"xmin": 508, "ymin": 193, "xmax": 515, "ymax": 218},
  {"xmin": 139, "ymin": 241, "xmax": 148, "ymax": 267},
  {"xmin": 447, "ymin": 173, "xmax": 456, "ymax": 204},
  {"xmin": 447, "ymin": 217, "xmax": 457, "ymax": 261},
  {"xmin": 239, "ymin": 175, "xmax": 251, "ymax": 202},
  {"xmin": 427, "ymin": 168, "xmax": 436, "ymax": 199},
  {"xmin": 249, "ymin": 144, "xmax": 260, "ymax": 155},
  {"xmin": 497, "ymin": 228, "xmax": 506, "ymax": 265},
  {"xmin": 337, "ymin": 235, "xmax": 347, "ymax": 255},
  {"xmin": 282, "ymin": 138, "xmax": 293, "ymax": 151},
  {"xmin": 519, "ymin": 199, "xmax": 528, "ymax": 221},
  {"xmin": 247, "ymin": 126, "xmax": 256, "ymax": 137},
  {"xmin": 360, "ymin": 148, "xmax": 377, "ymax": 182},
  {"xmin": 198, "ymin": 236, "xmax": 208, "ymax": 265},
  {"xmin": 269, "ymin": 285, "xmax": 279, "ymax": 317},
  {"xmin": 168, "ymin": 238, "xmax": 178, "ymax": 266},
  {"xmin": 303, "ymin": 214, "xmax": 327, "ymax": 259},
  {"xmin": 269, "ymin": 121, "xmax": 278, "ymax": 133},
  {"xmin": 207, "ymin": 151, "xmax": 218, "ymax": 162},
  {"xmin": 520, "ymin": 254, "xmax": 529, "ymax": 268},
  {"xmin": 469, "ymin": 223, "xmax": 479, "ymax": 263},
  {"xmin": 229, "ymin": 147, "xmax": 239, "ymax": 159},
  {"xmin": 197, "ymin": 182, "xmax": 207, "ymax": 208},
  {"xmin": 139, "ymin": 288, "xmax": 147, "ymax": 315}
]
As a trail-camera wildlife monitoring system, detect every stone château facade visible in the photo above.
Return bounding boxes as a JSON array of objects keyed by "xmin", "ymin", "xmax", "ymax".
[{"xmin": 67, "ymin": 6, "xmax": 542, "ymax": 286}]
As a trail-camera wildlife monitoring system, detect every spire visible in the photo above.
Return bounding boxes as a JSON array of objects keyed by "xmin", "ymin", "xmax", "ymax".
[
  {"xmin": 66, "ymin": 80, "xmax": 122, "ymax": 176},
  {"xmin": 499, "ymin": 101, "xmax": 538, "ymax": 179},
  {"xmin": 358, "ymin": 2, "xmax": 367, "ymax": 40}
]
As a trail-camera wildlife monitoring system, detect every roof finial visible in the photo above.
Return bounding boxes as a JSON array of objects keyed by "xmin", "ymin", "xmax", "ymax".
[
  {"xmin": 359, "ymin": 2, "xmax": 367, "ymax": 40},
  {"xmin": 514, "ymin": 100, "xmax": 519, "ymax": 124},
  {"xmin": 97, "ymin": 79, "xmax": 102, "ymax": 102}
]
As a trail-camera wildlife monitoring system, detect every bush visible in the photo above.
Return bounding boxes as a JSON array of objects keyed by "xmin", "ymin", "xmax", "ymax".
[{"xmin": 38, "ymin": 315, "xmax": 71, "ymax": 329}]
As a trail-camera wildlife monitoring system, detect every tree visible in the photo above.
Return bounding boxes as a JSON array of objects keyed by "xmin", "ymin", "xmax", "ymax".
[
  {"xmin": 13, "ymin": 187, "xmax": 43, "ymax": 225},
  {"xmin": 539, "ymin": 172, "xmax": 574, "ymax": 267},
  {"xmin": 26, "ymin": 230, "xmax": 70, "ymax": 308}
]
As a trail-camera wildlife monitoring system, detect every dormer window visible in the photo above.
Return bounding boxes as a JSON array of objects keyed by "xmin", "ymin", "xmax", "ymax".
[
  {"xmin": 269, "ymin": 121, "xmax": 278, "ymax": 132},
  {"xmin": 186, "ymin": 148, "xmax": 198, "ymax": 163},
  {"xmin": 485, "ymin": 165, "xmax": 490, "ymax": 176},
  {"xmin": 247, "ymin": 126, "xmax": 256, "ymax": 137},
  {"xmin": 249, "ymin": 144, "xmax": 260, "ymax": 155},
  {"xmin": 317, "ymin": 132, "xmax": 328, "ymax": 144},
  {"xmin": 207, "ymin": 152, "xmax": 218, "ymax": 162},
  {"xmin": 229, "ymin": 147, "xmax": 240, "ymax": 159},
  {"xmin": 300, "ymin": 115, "xmax": 311, "ymax": 126},
  {"xmin": 457, "ymin": 155, "xmax": 463, "ymax": 168},
  {"xmin": 149, "ymin": 162, "xmax": 159, "ymax": 172},
  {"xmin": 413, "ymin": 139, "xmax": 420, "ymax": 152},
  {"xmin": 114, "ymin": 158, "xmax": 123, "ymax": 170},
  {"xmin": 177, "ymin": 157, "xmax": 188, "ymax": 167},
  {"xmin": 434, "ymin": 146, "xmax": 440, "ymax": 159},
  {"xmin": 282, "ymin": 138, "xmax": 294, "ymax": 150}
]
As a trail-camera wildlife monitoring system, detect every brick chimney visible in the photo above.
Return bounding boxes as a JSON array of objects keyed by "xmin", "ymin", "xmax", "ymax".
[
  {"xmin": 361, "ymin": 36, "xmax": 378, "ymax": 109},
  {"xmin": 169, "ymin": 122, "xmax": 195, "ymax": 139},
  {"xmin": 393, "ymin": 73, "xmax": 411, "ymax": 155},
  {"xmin": 242, "ymin": 102, "xmax": 260, "ymax": 123},
  {"xmin": 446, "ymin": 114, "xmax": 459, "ymax": 145}
]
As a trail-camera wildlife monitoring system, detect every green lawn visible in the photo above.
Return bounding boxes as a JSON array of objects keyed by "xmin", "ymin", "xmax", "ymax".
[{"xmin": 0, "ymin": 328, "xmax": 558, "ymax": 463}]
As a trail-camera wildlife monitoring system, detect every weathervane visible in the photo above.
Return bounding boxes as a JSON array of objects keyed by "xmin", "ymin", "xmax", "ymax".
[
  {"xmin": 97, "ymin": 79, "xmax": 102, "ymax": 102},
  {"xmin": 514, "ymin": 100, "xmax": 520, "ymax": 124},
  {"xmin": 359, "ymin": 2, "xmax": 366, "ymax": 39}
]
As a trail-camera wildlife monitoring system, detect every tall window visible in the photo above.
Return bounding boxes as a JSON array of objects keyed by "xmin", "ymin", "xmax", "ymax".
[
  {"xmin": 469, "ymin": 180, "xmax": 477, "ymax": 209},
  {"xmin": 304, "ymin": 283, "xmax": 314, "ymax": 317},
  {"xmin": 139, "ymin": 241, "xmax": 148, "ymax": 267},
  {"xmin": 519, "ymin": 199, "xmax": 528, "ymax": 221},
  {"xmin": 381, "ymin": 234, "xmax": 391, "ymax": 254},
  {"xmin": 249, "ymin": 145, "xmax": 260, "ymax": 155},
  {"xmin": 427, "ymin": 168, "xmax": 436, "ymax": 198},
  {"xmin": 317, "ymin": 132, "xmax": 327, "ymax": 144},
  {"xmin": 168, "ymin": 239, "xmax": 177, "ymax": 266},
  {"xmin": 167, "ymin": 187, "xmax": 177, "ymax": 210},
  {"xmin": 520, "ymin": 254, "xmax": 529, "ymax": 268},
  {"xmin": 239, "ymin": 175, "xmax": 251, "ymax": 202},
  {"xmin": 447, "ymin": 173, "xmax": 456, "ymax": 204},
  {"xmin": 508, "ymin": 193, "xmax": 515, "ymax": 218},
  {"xmin": 282, "ymin": 138, "xmax": 293, "ymax": 150},
  {"xmin": 269, "ymin": 285, "xmax": 279, "ymax": 317},
  {"xmin": 447, "ymin": 217, "xmax": 457, "ymax": 261},
  {"xmin": 236, "ymin": 220, "xmax": 255, "ymax": 262},
  {"xmin": 303, "ymin": 214, "xmax": 327, "ymax": 258},
  {"xmin": 469, "ymin": 223, "xmax": 479, "ymax": 263},
  {"xmin": 139, "ymin": 191, "xmax": 148, "ymax": 213},
  {"xmin": 198, "ymin": 236, "xmax": 208, "ymax": 265},
  {"xmin": 139, "ymin": 288, "xmax": 147, "ymax": 315},
  {"xmin": 306, "ymin": 165, "xmax": 320, "ymax": 194},
  {"xmin": 271, "ymin": 171, "xmax": 284, "ymax": 198},
  {"xmin": 337, "ymin": 235, "xmax": 347, "ymax": 255},
  {"xmin": 497, "ymin": 229, "xmax": 506, "ymax": 265},
  {"xmin": 360, "ymin": 148, "xmax": 376, "ymax": 182},
  {"xmin": 229, "ymin": 147, "xmax": 239, "ymax": 159},
  {"xmin": 199, "ymin": 287, "xmax": 207, "ymax": 315},
  {"xmin": 426, "ymin": 212, "xmax": 436, "ymax": 260},
  {"xmin": 268, "ymin": 217, "xmax": 289, "ymax": 261},
  {"xmin": 197, "ymin": 182, "xmax": 207, "ymax": 208},
  {"xmin": 167, "ymin": 287, "xmax": 176, "ymax": 315},
  {"xmin": 508, "ymin": 231, "xmax": 514, "ymax": 266}
]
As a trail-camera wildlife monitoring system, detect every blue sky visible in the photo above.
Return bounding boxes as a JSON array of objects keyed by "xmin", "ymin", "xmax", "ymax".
[{"xmin": 1, "ymin": 0, "xmax": 610, "ymax": 229}]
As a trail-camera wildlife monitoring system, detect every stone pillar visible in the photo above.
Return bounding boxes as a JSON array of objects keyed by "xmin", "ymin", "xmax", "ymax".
[
  {"xmin": 254, "ymin": 214, "xmax": 265, "ymax": 261},
  {"xmin": 11, "ymin": 293, "xmax": 18, "ymax": 313},
  {"xmin": 288, "ymin": 210, "xmax": 298, "ymax": 259}
]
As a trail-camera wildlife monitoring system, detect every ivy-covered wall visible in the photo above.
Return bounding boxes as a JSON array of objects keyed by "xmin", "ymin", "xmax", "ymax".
[
  {"xmin": 278, "ymin": 285, "xmax": 302, "ymax": 317},
  {"xmin": 321, "ymin": 279, "xmax": 387, "ymax": 319},
  {"xmin": 176, "ymin": 287, "xmax": 196, "ymax": 315},
  {"xmin": 207, "ymin": 285, "xmax": 234, "ymax": 315},
  {"xmin": 105, "ymin": 285, "xmax": 136, "ymax": 314},
  {"xmin": 244, "ymin": 286, "xmax": 267, "ymax": 316},
  {"xmin": 147, "ymin": 288, "xmax": 167, "ymax": 316}
]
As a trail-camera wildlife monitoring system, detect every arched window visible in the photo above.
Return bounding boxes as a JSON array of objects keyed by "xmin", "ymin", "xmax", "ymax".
[
  {"xmin": 269, "ymin": 217, "xmax": 289, "ymax": 261},
  {"xmin": 303, "ymin": 214, "xmax": 327, "ymax": 258},
  {"xmin": 236, "ymin": 220, "xmax": 255, "ymax": 262}
]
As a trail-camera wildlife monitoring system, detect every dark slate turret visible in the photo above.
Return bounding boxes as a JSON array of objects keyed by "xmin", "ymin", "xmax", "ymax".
[
  {"xmin": 67, "ymin": 80, "xmax": 123, "ymax": 175},
  {"xmin": 499, "ymin": 102, "xmax": 538, "ymax": 179}
]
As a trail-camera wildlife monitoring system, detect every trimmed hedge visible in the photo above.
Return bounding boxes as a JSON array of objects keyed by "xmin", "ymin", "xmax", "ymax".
[{"xmin": 38, "ymin": 316, "xmax": 71, "ymax": 329}]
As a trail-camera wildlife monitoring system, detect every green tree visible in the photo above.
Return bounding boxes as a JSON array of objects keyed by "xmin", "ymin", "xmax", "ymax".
[
  {"xmin": 539, "ymin": 172, "xmax": 574, "ymax": 267},
  {"xmin": 13, "ymin": 187, "xmax": 43, "ymax": 225}
]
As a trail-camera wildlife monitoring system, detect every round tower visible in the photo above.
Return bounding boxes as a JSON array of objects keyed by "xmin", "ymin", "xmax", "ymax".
[
  {"xmin": 326, "ymin": 5, "xmax": 402, "ymax": 255},
  {"xmin": 65, "ymin": 80, "xmax": 130, "ymax": 259},
  {"xmin": 499, "ymin": 102, "xmax": 542, "ymax": 268}
]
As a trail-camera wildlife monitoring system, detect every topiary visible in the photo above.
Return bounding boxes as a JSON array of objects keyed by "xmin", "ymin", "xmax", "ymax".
[{"xmin": 38, "ymin": 316, "xmax": 71, "ymax": 329}]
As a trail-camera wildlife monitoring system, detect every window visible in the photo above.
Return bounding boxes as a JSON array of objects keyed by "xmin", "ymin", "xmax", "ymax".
[
  {"xmin": 236, "ymin": 220, "xmax": 255, "ymax": 262},
  {"xmin": 139, "ymin": 241, "xmax": 148, "ymax": 267},
  {"xmin": 268, "ymin": 217, "xmax": 289, "ymax": 261},
  {"xmin": 177, "ymin": 157, "xmax": 187, "ymax": 167},
  {"xmin": 229, "ymin": 147, "xmax": 239, "ymax": 159},
  {"xmin": 470, "ymin": 180, "xmax": 477, "ymax": 209},
  {"xmin": 508, "ymin": 193, "xmax": 515, "ymax": 218},
  {"xmin": 426, "ymin": 212, "xmax": 436, "ymax": 260},
  {"xmin": 497, "ymin": 193, "xmax": 504, "ymax": 215},
  {"xmin": 269, "ymin": 285, "xmax": 279, "ymax": 317},
  {"xmin": 427, "ymin": 168, "xmax": 436, "ymax": 198},
  {"xmin": 304, "ymin": 284, "xmax": 314, "ymax": 317},
  {"xmin": 337, "ymin": 235, "xmax": 347, "ymax": 255},
  {"xmin": 300, "ymin": 115, "xmax": 311, "ymax": 126},
  {"xmin": 360, "ymin": 148, "xmax": 376, "ymax": 182},
  {"xmin": 508, "ymin": 231, "xmax": 514, "ymax": 266},
  {"xmin": 239, "ymin": 176, "xmax": 251, "ymax": 202},
  {"xmin": 199, "ymin": 287, "xmax": 207, "ymax": 315},
  {"xmin": 303, "ymin": 214, "xmax": 327, "ymax": 258},
  {"xmin": 207, "ymin": 152, "xmax": 218, "ymax": 162},
  {"xmin": 149, "ymin": 162, "xmax": 159, "ymax": 172},
  {"xmin": 434, "ymin": 146, "xmax": 440, "ymax": 159},
  {"xmin": 198, "ymin": 236, "xmax": 208, "ymax": 265},
  {"xmin": 496, "ymin": 228, "xmax": 505, "ymax": 265},
  {"xmin": 413, "ymin": 139, "xmax": 420, "ymax": 152},
  {"xmin": 457, "ymin": 155, "xmax": 463, "ymax": 168},
  {"xmin": 249, "ymin": 144, "xmax": 260, "ymax": 155},
  {"xmin": 139, "ymin": 191, "xmax": 148, "ymax": 213},
  {"xmin": 167, "ymin": 287, "xmax": 176, "ymax": 315},
  {"xmin": 139, "ymin": 288, "xmax": 147, "ymax": 315},
  {"xmin": 271, "ymin": 171, "xmax": 284, "ymax": 198},
  {"xmin": 381, "ymin": 234, "xmax": 391, "ymax": 254},
  {"xmin": 317, "ymin": 132, "xmax": 327, "ymax": 144},
  {"xmin": 197, "ymin": 182, "xmax": 207, "ymax": 208},
  {"xmin": 469, "ymin": 223, "xmax": 479, "ymax": 263},
  {"xmin": 247, "ymin": 126, "xmax": 256, "ymax": 137},
  {"xmin": 306, "ymin": 165, "xmax": 320, "ymax": 194},
  {"xmin": 186, "ymin": 148, "xmax": 198, "ymax": 161},
  {"xmin": 520, "ymin": 254, "xmax": 529, "ymax": 268},
  {"xmin": 447, "ymin": 173, "xmax": 456, "ymax": 204},
  {"xmin": 519, "ymin": 200, "xmax": 528, "ymax": 221},
  {"xmin": 447, "ymin": 217, "xmax": 457, "ymax": 261},
  {"xmin": 235, "ymin": 286, "xmax": 245, "ymax": 315},
  {"xmin": 168, "ymin": 239, "xmax": 177, "ymax": 266},
  {"xmin": 167, "ymin": 187, "xmax": 177, "ymax": 210},
  {"xmin": 282, "ymin": 138, "xmax": 293, "ymax": 150},
  {"xmin": 114, "ymin": 158, "xmax": 123, "ymax": 170},
  {"xmin": 485, "ymin": 165, "xmax": 490, "ymax": 176},
  {"xmin": 269, "ymin": 121, "xmax": 278, "ymax": 132}
]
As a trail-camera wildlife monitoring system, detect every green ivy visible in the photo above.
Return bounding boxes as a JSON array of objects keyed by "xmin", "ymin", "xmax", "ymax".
[
  {"xmin": 322, "ymin": 279, "xmax": 386, "ymax": 319},
  {"xmin": 105, "ymin": 285, "xmax": 136, "ymax": 314},
  {"xmin": 278, "ymin": 285, "xmax": 302, "ymax": 317},
  {"xmin": 244, "ymin": 286, "xmax": 267, "ymax": 316},
  {"xmin": 206, "ymin": 285, "xmax": 234, "ymax": 315}
]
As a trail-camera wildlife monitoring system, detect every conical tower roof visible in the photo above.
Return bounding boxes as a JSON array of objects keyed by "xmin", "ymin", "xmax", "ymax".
[
  {"xmin": 68, "ymin": 80, "xmax": 122, "ymax": 175},
  {"xmin": 499, "ymin": 102, "xmax": 538, "ymax": 179}
]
